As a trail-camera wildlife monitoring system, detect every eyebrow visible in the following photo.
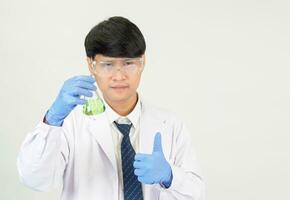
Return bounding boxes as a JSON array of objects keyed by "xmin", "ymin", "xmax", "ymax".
[{"xmin": 99, "ymin": 58, "xmax": 140, "ymax": 62}]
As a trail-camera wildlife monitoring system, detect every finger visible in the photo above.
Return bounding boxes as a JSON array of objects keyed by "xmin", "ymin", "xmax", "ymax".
[
  {"xmin": 133, "ymin": 160, "xmax": 143, "ymax": 169},
  {"xmin": 68, "ymin": 87, "xmax": 93, "ymax": 97},
  {"xmin": 137, "ymin": 176, "xmax": 154, "ymax": 184},
  {"xmin": 73, "ymin": 97, "xmax": 86, "ymax": 105},
  {"xmin": 65, "ymin": 95, "xmax": 86, "ymax": 105},
  {"xmin": 134, "ymin": 168, "xmax": 146, "ymax": 176},
  {"xmin": 74, "ymin": 81, "xmax": 97, "ymax": 91},
  {"xmin": 72, "ymin": 75, "xmax": 96, "ymax": 83},
  {"xmin": 153, "ymin": 132, "xmax": 163, "ymax": 153},
  {"xmin": 134, "ymin": 153, "xmax": 151, "ymax": 161}
]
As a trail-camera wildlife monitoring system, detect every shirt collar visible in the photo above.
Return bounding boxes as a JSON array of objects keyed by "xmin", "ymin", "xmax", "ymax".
[{"xmin": 103, "ymin": 93, "xmax": 141, "ymax": 128}]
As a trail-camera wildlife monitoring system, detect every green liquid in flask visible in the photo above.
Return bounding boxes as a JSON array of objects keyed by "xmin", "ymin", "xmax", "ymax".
[{"xmin": 83, "ymin": 91, "xmax": 105, "ymax": 116}]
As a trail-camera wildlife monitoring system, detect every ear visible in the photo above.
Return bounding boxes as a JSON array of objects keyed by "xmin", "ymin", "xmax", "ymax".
[
  {"xmin": 142, "ymin": 53, "xmax": 146, "ymax": 66},
  {"xmin": 140, "ymin": 53, "xmax": 146, "ymax": 73},
  {"xmin": 86, "ymin": 57, "xmax": 94, "ymax": 75}
]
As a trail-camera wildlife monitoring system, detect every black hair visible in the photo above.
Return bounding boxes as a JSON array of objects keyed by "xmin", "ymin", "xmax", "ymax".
[{"xmin": 84, "ymin": 16, "xmax": 146, "ymax": 59}]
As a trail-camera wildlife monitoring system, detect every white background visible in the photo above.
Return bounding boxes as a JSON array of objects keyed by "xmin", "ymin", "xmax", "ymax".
[{"xmin": 0, "ymin": 0, "xmax": 289, "ymax": 199}]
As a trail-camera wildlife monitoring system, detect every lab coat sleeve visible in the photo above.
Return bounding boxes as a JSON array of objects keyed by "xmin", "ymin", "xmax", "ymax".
[
  {"xmin": 158, "ymin": 117, "xmax": 206, "ymax": 200},
  {"xmin": 16, "ymin": 110, "xmax": 74, "ymax": 192}
]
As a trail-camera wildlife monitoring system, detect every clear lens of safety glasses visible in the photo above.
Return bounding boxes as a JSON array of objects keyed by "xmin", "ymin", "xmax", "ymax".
[{"xmin": 91, "ymin": 57, "xmax": 144, "ymax": 76}]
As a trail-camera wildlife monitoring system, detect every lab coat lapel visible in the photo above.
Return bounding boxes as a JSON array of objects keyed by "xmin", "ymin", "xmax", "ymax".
[
  {"xmin": 87, "ymin": 113, "xmax": 117, "ymax": 173},
  {"xmin": 139, "ymin": 99, "xmax": 171, "ymax": 160}
]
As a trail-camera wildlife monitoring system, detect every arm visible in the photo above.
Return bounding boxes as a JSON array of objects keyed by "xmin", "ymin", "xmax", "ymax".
[
  {"xmin": 16, "ymin": 111, "xmax": 73, "ymax": 192},
  {"xmin": 158, "ymin": 119, "xmax": 205, "ymax": 200},
  {"xmin": 16, "ymin": 75, "xmax": 95, "ymax": 192}
]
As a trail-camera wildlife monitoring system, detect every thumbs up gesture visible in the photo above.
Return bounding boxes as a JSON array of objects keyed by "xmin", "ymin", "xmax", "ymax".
[{"xmin": 134, "ymin": 132, "xmax": 173, "ymax": 188}]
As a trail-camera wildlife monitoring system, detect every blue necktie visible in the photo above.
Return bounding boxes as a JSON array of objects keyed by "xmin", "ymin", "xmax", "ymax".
[{"xmin": 114, "ymin": 121, "xmax": 143, "ymax": 200}]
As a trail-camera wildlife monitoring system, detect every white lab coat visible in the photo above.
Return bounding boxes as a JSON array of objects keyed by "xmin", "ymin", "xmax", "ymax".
[{"xmin": 17, "ymin": 96, "xmax": 205, "ymax": 200}]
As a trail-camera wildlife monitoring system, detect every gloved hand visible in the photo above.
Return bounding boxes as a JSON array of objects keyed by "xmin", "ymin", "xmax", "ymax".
[
  {"xmin": 45, "ymin": 75, "xmax": 96, "ymax": 126},
  {"xmin": 134, "ymin": 132, "xmax": 173, "ymax": 188}
]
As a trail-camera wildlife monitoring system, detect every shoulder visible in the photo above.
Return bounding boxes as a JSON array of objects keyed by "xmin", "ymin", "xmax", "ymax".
[
  {"xmin": 142, "ymin": 99, "xmax": 194, "ymax": 151},
  {"xmin": 141, "ymin": 98, "xmax": 185, "ymax": 128}
]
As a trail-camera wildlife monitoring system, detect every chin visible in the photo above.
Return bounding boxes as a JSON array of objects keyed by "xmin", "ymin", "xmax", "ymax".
[
  {"xmin": 106, "ymin": 92, "xmax": 128, "ymax": 102},
  {"xmin": 108, "ymin": 90, "xmax": 136, "ymax": 103}
]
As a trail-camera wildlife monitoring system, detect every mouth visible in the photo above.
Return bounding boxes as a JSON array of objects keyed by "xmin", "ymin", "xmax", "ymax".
[{"xmin": 110, "ymin": 85, "xmax": 129, "ymax": 92}]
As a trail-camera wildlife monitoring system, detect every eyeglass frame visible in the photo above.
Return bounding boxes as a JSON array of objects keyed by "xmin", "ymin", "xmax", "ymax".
[{"xmin": 91, "ymin": 56, "xmax": 145, "ymax": 76}]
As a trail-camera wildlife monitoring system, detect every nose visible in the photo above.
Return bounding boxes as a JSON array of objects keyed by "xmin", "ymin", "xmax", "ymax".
[{"xmin": 112, "ymin": 67, "xmax": 126, "ymax": 81}]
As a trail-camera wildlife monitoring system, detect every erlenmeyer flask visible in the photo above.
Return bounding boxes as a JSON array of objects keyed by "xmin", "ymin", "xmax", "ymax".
[{"xmin": 82, "ymin": 80, "xmax": 105, "ymax": 116}]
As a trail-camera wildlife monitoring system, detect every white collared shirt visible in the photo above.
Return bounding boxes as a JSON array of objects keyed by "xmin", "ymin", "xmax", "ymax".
[{"xmin": 102, "ymin": 93, "xmax": 142, "ymax": 200}]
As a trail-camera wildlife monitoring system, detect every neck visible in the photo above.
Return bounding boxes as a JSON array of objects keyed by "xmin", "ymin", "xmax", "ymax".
[{"xmin": 104, "ymin": 93, "xmax": 138, "ymax": 116}]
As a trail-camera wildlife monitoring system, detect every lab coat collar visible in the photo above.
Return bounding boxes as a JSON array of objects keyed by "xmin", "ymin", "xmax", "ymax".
[{"xmin": 102, "ymin": 92, "xmax": 141, "ymax": 128}]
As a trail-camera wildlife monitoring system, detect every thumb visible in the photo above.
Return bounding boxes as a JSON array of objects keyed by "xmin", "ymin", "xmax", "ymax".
[{"xmin": 153, "ymin": 132, "xmax": 163, "ymax": 153}]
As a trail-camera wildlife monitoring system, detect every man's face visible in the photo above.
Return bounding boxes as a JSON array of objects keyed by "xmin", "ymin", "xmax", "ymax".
[{"xmin": 87, "ymin": 54, "xmax": 145, "ymax": 104}]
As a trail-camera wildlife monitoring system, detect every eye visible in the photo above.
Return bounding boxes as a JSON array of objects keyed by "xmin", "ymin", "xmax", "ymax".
[
  {"xmin": 125, "ymin": 61, "xmax": 134, "ymax": 65},
  {"xmin": 101, "ymin": 62, "xmax": 112, "ymax": 67},
  {"xmin": 126, "ymin": 59, "xmax": 139, "ymax": 66}
]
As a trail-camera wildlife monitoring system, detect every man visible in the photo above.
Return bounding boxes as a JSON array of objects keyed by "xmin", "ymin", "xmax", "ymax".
[{"xmin": 17, "ymin": 16, "xmax": 205, "ymax": 200}]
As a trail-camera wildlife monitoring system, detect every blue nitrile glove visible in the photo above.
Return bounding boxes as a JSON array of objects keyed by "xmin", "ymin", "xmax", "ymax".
[
  {"xmin": 45, "ymin": 75, "xmax": 96, "ymax": 126},
  {"xmin": 134, "ymin": 132, "xmax": 173, "ymax": 188}
]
